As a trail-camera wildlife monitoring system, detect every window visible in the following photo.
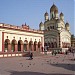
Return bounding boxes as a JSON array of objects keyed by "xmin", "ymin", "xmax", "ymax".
[
  {"xmin": 50, "ymin": 26, "xmax": 54, "ymax": 29},
  {"xmin": 53, "ymin": 26, "xmax": 54, "ymax": 29},
  {"xmin": 47, "ymin": 27, "xmax": 50, "ymax": 30},
  {"xmin": 52, "ymin": 14, "xmax": 53, "ymax": 18},
  {"xmin": 50, "ymin": 26, "xmax": 51, "ymax": 29}
]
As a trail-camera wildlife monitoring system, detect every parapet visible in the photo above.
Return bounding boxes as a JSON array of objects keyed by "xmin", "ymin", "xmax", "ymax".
[{"xmin": 0, "ymin": 23, "xmax": 44, "ymax": 34}]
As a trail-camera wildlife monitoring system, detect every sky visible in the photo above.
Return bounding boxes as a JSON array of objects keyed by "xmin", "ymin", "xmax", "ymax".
[{"xmin": 0, "ymin": 0, "xmax": 74, "ymax": 35}]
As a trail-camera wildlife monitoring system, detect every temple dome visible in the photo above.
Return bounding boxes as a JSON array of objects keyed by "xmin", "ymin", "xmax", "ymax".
[
  {"xmin": 39, "ymin": 22, "xmax": 44, "ymax": 26},
  {"xmin": 60, "ymin": 12, "xmax": 64, "ymax": 16},
  {"xmin": 50, "ymin": 4, "xmax": 58, "ymax": 13},
  {"xmin": 65, "ymin": 22, "xmax": 69, "ymax": 26},
  {"xmin": 44, "ymin": 12, "xmax": 49, "ymax": 16}
]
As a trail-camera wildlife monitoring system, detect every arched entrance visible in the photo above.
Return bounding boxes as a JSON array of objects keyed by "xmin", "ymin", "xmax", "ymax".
[
  {"xmin": 34, "ymin": 40, "xmax": 37, "ymax": 51},
  {"xmin": 49, "ymin": 43, "xmax": 51, "ymax": 48},
  {"xmin": 51, "ymin": 42, "xmax": 54, "ymax": 48},
  {"xmin": 24, "ymin": 40, "xmax": 28, "ymax": 51},
  {"xmin": 4, "ymin": 39, "xmax": 10, "ymax": 52},
  {"xmin": 48, "ymin": 42, "xmax": 50, "ymax": 47},
  {"xmin": 29, "ymin": 41, "xmax": 33, "ymax": 51},
  {"xmin": 18, "ymin": 40, "xmax": 23, "ymax": 52},
  {"xmin": 54, "ymin": 42, "xmax": 57, "ymax": 48},
  {"xmin": 11, "ymin": 39, "xmax": 17, "ymax": 52},
  {"xmin": 38, "ymin": 41, "xmax": 42, "ymax": 51}
]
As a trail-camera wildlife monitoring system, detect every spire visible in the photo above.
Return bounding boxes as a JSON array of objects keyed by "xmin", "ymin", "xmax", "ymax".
[
  {"xmin": 44, "ymin": 11, "xmax": 49, "ymax": 16},
  {"xmin": 25, "ymin": 22, "xmax": 26, "ymax": 25},
  {"xmin": 53, "ymin": 2, "xmax": 54, "ymax": 5}
]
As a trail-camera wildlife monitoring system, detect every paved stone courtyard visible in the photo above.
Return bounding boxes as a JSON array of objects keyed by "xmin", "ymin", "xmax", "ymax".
[{"xmin": 0, "ymin": 53, "xmax": 75, "ymax": 75}]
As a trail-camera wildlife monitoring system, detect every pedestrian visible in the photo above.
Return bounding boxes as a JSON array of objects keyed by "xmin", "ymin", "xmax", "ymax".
[
  {"xmin": 41, "ymin": 46, "xmax": 43, "ymax": 52},
  {"xmin": 52, "ymin": 51, "xmax": 54, "ymax": 55},
  {"xmin": 55, "ymin": 51, "xmax": 57, "ymax": 56},
  {"xmin": 72, "ymin": 50, "xmax": 75, "ymax": 57},
  {"xmin": 65, "ymin": 51, "xmax": 68, "ymax": 55},
  {"xmin": 29, "ymin": 52, "xmax": 33, "ymax": 60}
]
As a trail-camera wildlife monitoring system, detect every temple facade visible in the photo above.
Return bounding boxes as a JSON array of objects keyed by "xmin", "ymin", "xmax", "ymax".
[{"xmin": 39, "ymin": 4, "xmax": 71, "ymax": 52}]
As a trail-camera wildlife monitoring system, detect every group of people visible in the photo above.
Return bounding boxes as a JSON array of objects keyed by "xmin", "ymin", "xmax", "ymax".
[{"xmin": 28, "ymin": 48, "xmax": 75, "ymax": 60}]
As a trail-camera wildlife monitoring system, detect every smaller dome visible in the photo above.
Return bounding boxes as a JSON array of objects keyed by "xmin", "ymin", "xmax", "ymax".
[
  {"xmin": 40, "ymin": 22, "xmax": 43, "ymax": 24},
  {"xmin": 65, "ymin": 22, "xmax": 69, "ymax": 26},
  {"xmin": 60, "ymin": 12, "xmax": 64, "ymax": 16},
  {"xmin": 39, "ymin": 22, "xmax": 44, "ymax": 26},
  {"xmin": 56, "ymin": 19, "xmax": 60, "ymax": 23},
  {"xmin": 44, "ymin": 12, "xmax": 49, "ymax": 16}
]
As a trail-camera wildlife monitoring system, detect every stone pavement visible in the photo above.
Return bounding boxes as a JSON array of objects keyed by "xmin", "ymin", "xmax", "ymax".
[{"xmin": 0, "ymin": 53, "xmax": 75, "ymax": 75}]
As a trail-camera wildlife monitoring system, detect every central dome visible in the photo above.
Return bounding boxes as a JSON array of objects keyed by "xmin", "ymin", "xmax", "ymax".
[{"xmin": 50, "ymin": 4, "xmax": 58, "ymax": 13}]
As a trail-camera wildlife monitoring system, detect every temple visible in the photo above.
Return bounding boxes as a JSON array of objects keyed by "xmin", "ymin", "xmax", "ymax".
[{"xmin": 39, "ymin": 4, "xmax": 71, "ymax": 52}]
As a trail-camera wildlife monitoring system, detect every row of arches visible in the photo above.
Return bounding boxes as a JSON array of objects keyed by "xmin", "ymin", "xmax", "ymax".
[
  {"xmin": 4, "ymin": 39, "xmax": 42, "ymax": 52},
  {"xmin": 44, "ymin": 42, "xmax": 57, "ymax": 48}
]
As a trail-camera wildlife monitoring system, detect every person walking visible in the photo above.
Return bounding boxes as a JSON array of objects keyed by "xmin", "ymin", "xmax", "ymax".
[
  {"xmin": 65, "ymin": 51, "xmax": 68, "ymax": 55},
  {"xmin": 54, "ymin": 51, "xmax": 57, "ymax": 56},
  {"xmin": 52, "ymin": 51, "xmax": 54, "ymax": 55},
  {"xmin": 29, "ymin": 52, "xmax": 33, "ymax": 60}
]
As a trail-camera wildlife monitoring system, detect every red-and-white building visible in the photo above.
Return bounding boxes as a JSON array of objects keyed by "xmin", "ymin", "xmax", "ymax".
[{"xmin": 0, "ymin": 23, "xmax": 44, "ymax": 57}]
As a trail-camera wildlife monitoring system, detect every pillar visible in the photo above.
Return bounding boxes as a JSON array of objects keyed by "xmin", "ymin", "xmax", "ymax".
[
  {"xmin": 21, "ymin": 45, "xmax": 23, "ymax": 52},
  {"xmin": 8, "ymin": 44, "xmax": 11, "ymax": 52},
  {"xmin": 36, "ymin": 44, "xmax": 38, "ymax": 51},
  {"xmin": 15, "ymin": 44, "xmax": 18, "ymax": 52},
  {"xmin": 32, "ymin": 45, "xmax": 34, "ymax": 51},
  {"xmin": 2, "ymin": 32, "xmax": 4, "ymax": 52}
]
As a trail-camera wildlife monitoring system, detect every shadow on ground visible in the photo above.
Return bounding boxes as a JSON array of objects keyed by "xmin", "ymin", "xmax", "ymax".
[
  {"xmin": 9, "ymin": 71, "xmax": 74, "ymax": 75},
  {"xmin": 49, "ymin": 63, "xmax": 75, "ymax": 71}
]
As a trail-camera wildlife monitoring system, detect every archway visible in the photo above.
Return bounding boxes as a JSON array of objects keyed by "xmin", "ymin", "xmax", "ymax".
[
  {"xmin": 18, "ymin": 40, "xmax": 23, "ymax": 51},
  {"xmin": 54, "ymin": 42, "xmax": 57, "ymax": 48},
  {"xmin": 51, "ymin": 42, "xmax": 54, "ymax": 48},
  {"xmin": 38, "ymin": 41, "xmax": 42, "ymax": 51},
  {"xmin": 24, "ymin": 40, "xmax": 28, "ymax": 51},
  {"xmin": 11, "ymin": 39, "xmax": 17, "ymax": 52},
  {"xmin": 48, "ymin": 42, "xmax": 50, "ymax": 47},
  {"xmin": 49, "ymin": 43, "xmax": 51, "ymax": 48},
  {"xmin": 29, "ymin": 41, "xmax": 33, "ymax": 51},
  {"xmin": 4, "ymin": 39, "xmax": 10, "ymax": 52},
  {"xmin": 34, "ymin": 40, "xmax": 37, "ymax": 51}
]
